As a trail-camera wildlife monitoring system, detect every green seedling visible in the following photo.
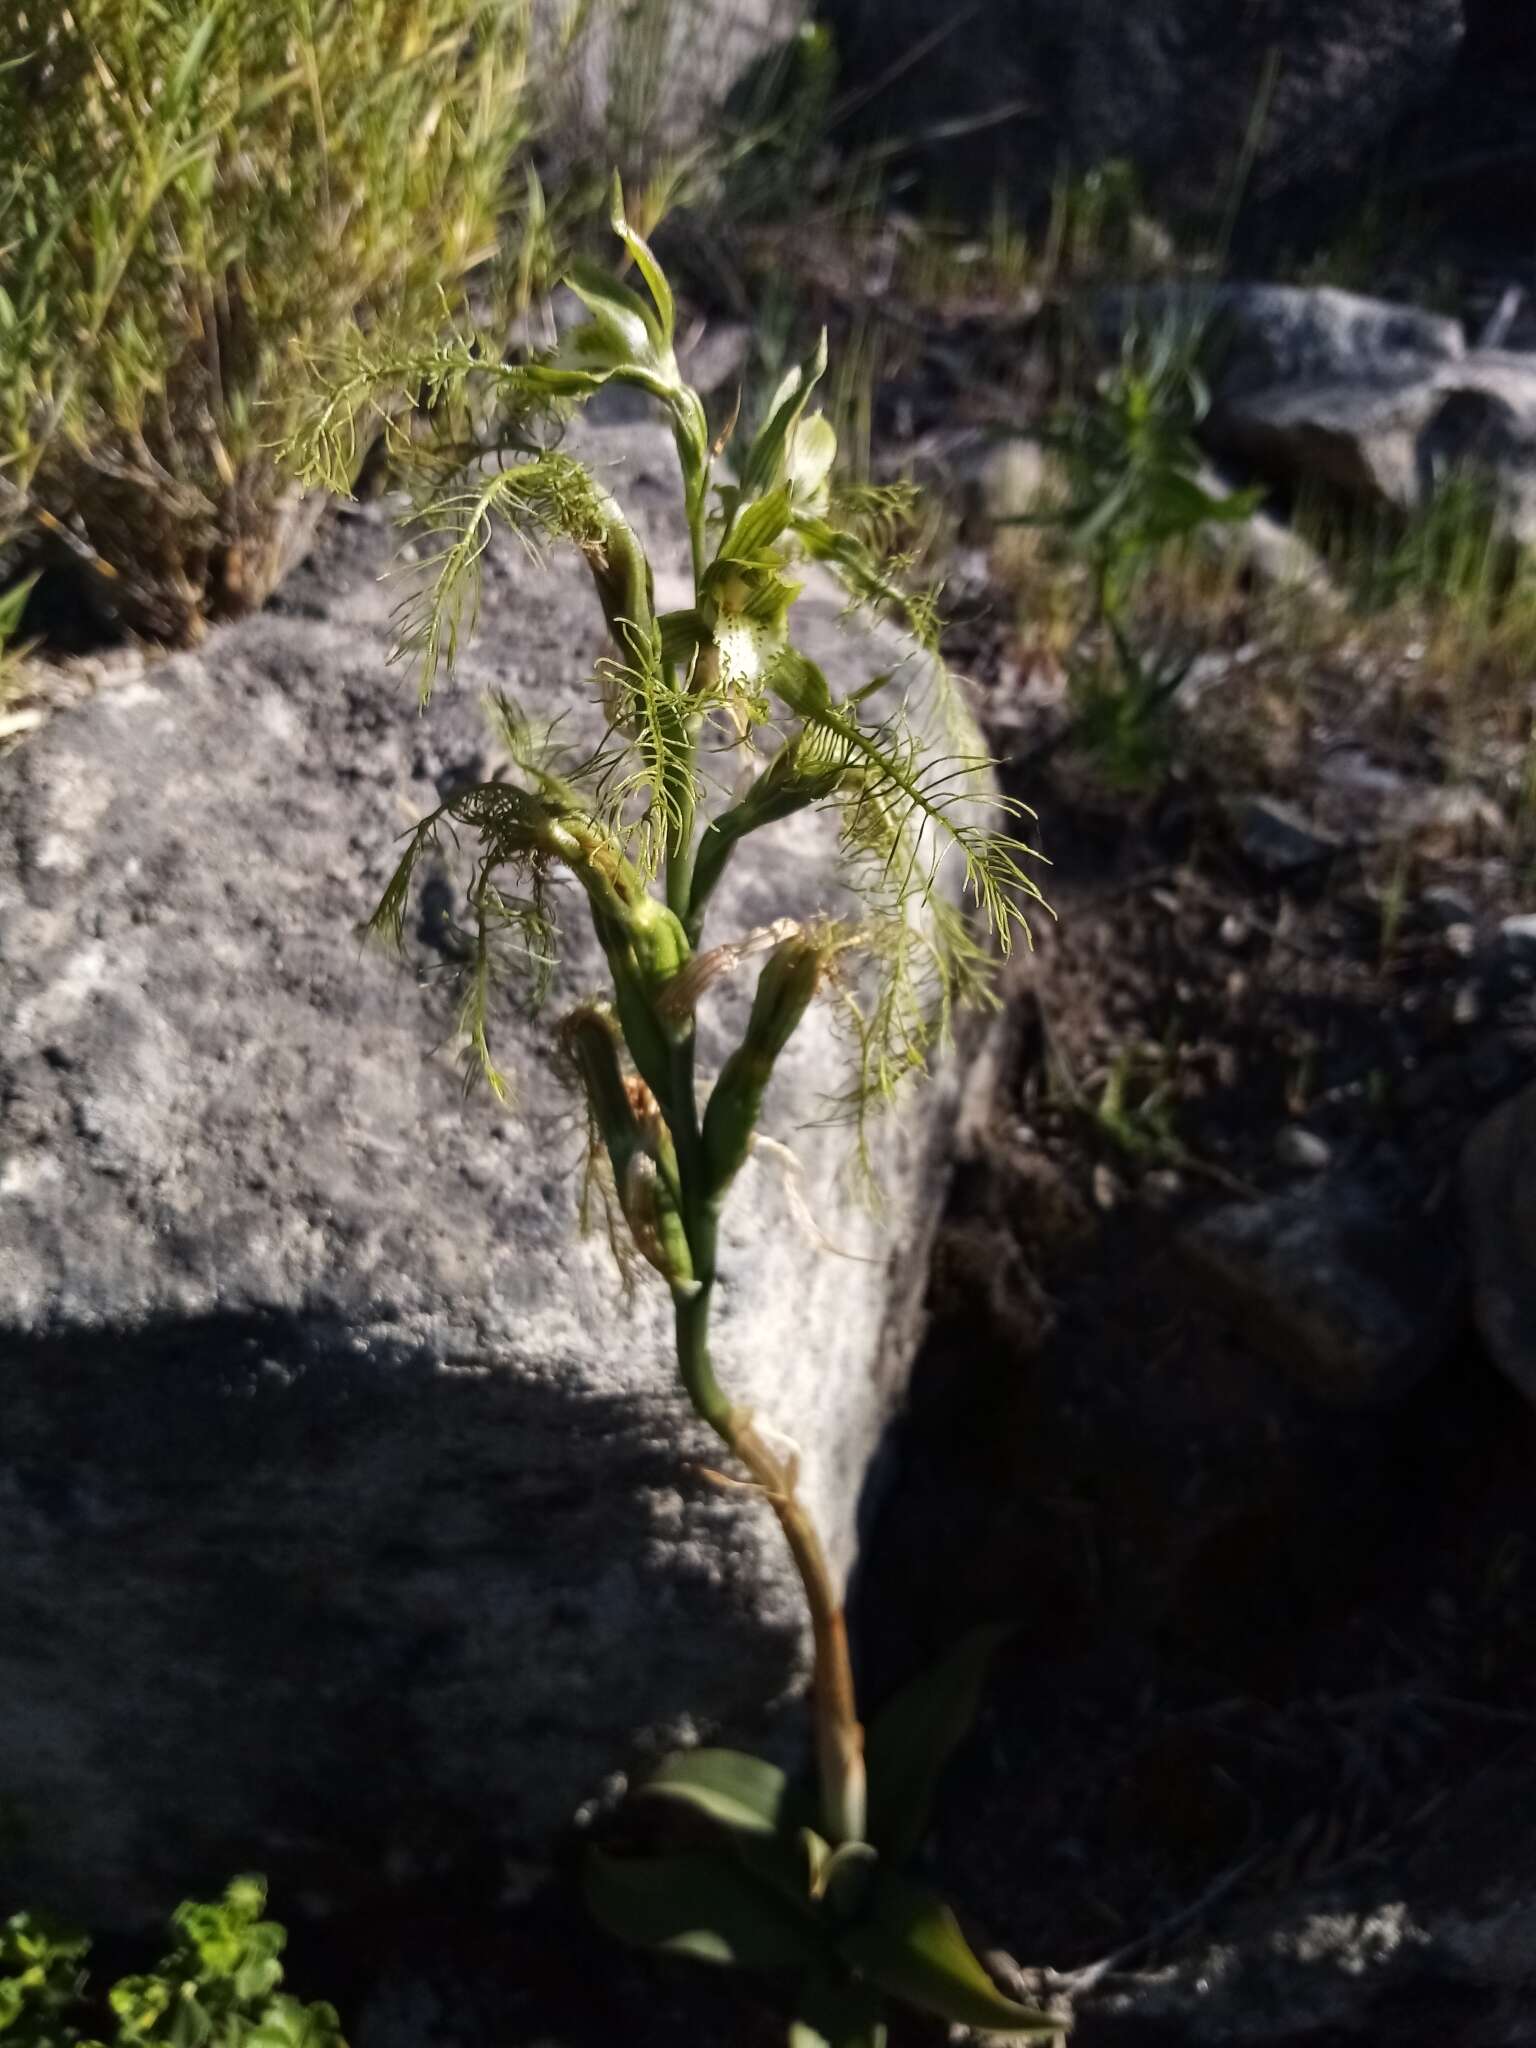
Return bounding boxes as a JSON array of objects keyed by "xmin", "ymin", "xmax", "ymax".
[
  {"xmin": 289, "ymin": 177, "xmax": 1056, "ymax": 2048},
  {"xmin": 1091, "ymin": 1044, "xmax": 1181, "ymax": 1169}
]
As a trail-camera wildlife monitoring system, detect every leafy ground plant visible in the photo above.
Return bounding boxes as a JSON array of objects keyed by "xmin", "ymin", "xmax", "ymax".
[
  {"xmin": 289, "ymin": 181, "xmax": 1057, "ymax": 2047},
  {"xmin": 0, "ymin": 1879, "xmax": 343, "ymax": 2048},
  {"xmin": 1008, "ymin": 321, "xmax": 1260, "ymax": 790},
  {"xmin": 0, "ymin": 0, "xmax": 534, "ymax": 643}
]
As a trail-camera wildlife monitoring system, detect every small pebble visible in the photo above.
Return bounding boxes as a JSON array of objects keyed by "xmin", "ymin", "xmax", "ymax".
[
  {"xmin": 1421, "ymin": 885, "xmax": 1476, "ymax": 929},
  {"xmin": 1219, "ymin": 912, "xmax": 1249, "ymax": 948},
  {"xmin": 1224, "ymin": 793, "xmax": 1342, "ymax": 875},
  {"xmin": 1276, "ymin": 1125, "xmax": 1331, "ymax": 1172},
  {"xmin": 1444, "ymin": 922, "xmax": 1477, "ymax": 958},
  {"xmin": 1453, "ymin": 982, "xmax": 1484, "ymax": 1028},
  {"xmin": 1093, "ymin": 1163, "xmax": 1125, "ymax": 1211}
]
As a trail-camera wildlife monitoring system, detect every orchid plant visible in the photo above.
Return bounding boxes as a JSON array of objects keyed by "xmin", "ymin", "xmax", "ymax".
[{"xmin": 289, "ymin": 180, "xmax": 1058, "ymax": 2048}]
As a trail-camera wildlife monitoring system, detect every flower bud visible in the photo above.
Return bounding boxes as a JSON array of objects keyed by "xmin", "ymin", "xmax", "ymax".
[
  {"xmin": 563, "ymin": 1006, "xmax": 637, "ymax": 1163},
  {"xmin": 563, "ymin": 1006, "xmax": 697, "ymax": 1296},
  {"xmin": 583, "ymin": 491, "xmax": 656, "ymax": 655},
  {"xmin": 620, "ymin": 1154, "xmax": 697, "ymax": 1296},
  {"xmin": 701, "ymin": 935, "xmax": 825, "ymax": 1199}
]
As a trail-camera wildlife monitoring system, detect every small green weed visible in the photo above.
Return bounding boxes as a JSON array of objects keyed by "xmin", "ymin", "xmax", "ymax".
[
  {"xmin": 1066, "ymin": 629, "xmax": 1193, "ymax": 794},
  {"xmin": 1035, "ymin": 322, "xmax": 1262, "ymax": 623},
  {"xmin": 1090, "ymin": 1044, "xmax": 1182, "ymax": 1169},
  {"xmin": 1010, "ymin": 322, "xmax": 1260, "ymax": 787},
  {"xmin": 0, "ymin": 1879, "xmax": 344, "ymax": 2048}
]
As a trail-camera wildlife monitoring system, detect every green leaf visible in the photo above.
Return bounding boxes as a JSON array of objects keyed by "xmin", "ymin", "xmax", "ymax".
[
  {"xmin": 837, "ymin": 1874, "xmax": 1059, "ymax": 2036},
  {"xmin": 735, "ymin": 1824, "xmax": 830, "ymax": 1914},
  {"xmin": 564, "ymin": 260, "xmax": 664, "ymax": 369},
  {"xmin": 608, "ymin": 173, "xmax": 674, "ymax": 348},
  {"xmin": 787, "ymin": 415, "xmax": 837, "ymax": 509},
  {"xmin": 517, "ymin": 361, "xmax": 614, "ymax": 397},
  {"xmin": 768, "ymin": 650, "xmax": 832, "ymax": 718},
  {"xmin": 864, "ymin": 1626, "xmax": 1012, "ymax": 1864},
  {"xmin": 168, "ymin": 2, "xmax": 230, "ymax": 112},
  {"xmin": 658, "ymin": 609, "xmax": 706, "ymax": 664},
  {"xmin": 742, "ymin": 332, "xmax": 828, "ymax": 495},
  {"xmin": 636, "ymin": 1748, "xmax": 796, "ymax": 1838},
  {"xmin": 585, "ymin": 1849, "xmax": 825, "ymax": 1972},
  {"xmin": 789, "ymin": 1972, "xmax": 888, "ymax": 2048},
  {"xmin": 717, "ymin": 487, "xmax": 793, "ymax": 566},
  {"xmin": 818, "ymin": 1842, "xmax": 879, "ymax": 1922},
  {"xmin": 243, "ymin": 1993, "xmax": 346, "ymax": 2048},
  {"xmin": 0, "ymin": 572, "xmax": 38, "ymax": 651}
]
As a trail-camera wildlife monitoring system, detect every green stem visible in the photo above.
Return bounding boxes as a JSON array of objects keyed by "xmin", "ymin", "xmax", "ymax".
[
  {"xmin": 673, "ymin": 1267, "xmax": 730, "ymax": 1436},
  {"xmin": 639, "ymin": 411, "xmax": 866, "ymax": 1838},
  {"xmin": 670, "ymin": 1238, "xmax": 866, "ymax": 1845},
  {"xmin": 686, "ymin": 482, "xmax": 707, "ymax": 591},
  {"xmin": 661, "ymin": 1031, "xmax": 867, "ymax": 1845},
  {"xmin": 665, "ymin": 715, "xmax": 701, "ymax": 930}
]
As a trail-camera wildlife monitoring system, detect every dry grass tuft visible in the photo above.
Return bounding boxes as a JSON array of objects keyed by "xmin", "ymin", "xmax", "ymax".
[{"xmin": 0, "ymin": 0, "xmax": 536, "ymax": 643}]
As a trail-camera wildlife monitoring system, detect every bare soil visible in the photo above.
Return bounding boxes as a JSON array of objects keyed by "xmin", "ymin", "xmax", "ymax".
[{"xmin": 851, "ymin": 535, "xmax": 1536, "ymax": 2040}]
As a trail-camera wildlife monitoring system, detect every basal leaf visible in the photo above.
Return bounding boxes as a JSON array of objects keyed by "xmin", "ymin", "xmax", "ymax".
[
  {"xmin": 789, "ymin": 1971, "xmax": 888, "ymax": 2048},
  {"xmin": 636, "ymin": 1748, "xmax": 796, "ymax": 1838},
  {"xmin": 735, "ymin": 1823, "xmax": 829, "ymax": 1914},
  {"xmin": 585, "ymin": 1849, "xmax": 824, "ymax": 1973},
  {"xmin": 837, "ymin": 1874, "xmax": 1059, "ymax": 2036},
  {"xmin": 818, "ymin": 1841, "xmax": 879, "ymax": 1922},
  {"xmin": 864, "ymin": 1626, "xmax": 1012, "ymax": 1864}
]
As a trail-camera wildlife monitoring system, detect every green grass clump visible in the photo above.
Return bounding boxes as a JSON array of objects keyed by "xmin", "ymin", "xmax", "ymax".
[
  {"xmin": 1298, "ymin": 472, "xmax": 1536, "ymax": 718},
  {"xmin": 0, "ymin": 0, "xmax": 534, "ymax": 643}
]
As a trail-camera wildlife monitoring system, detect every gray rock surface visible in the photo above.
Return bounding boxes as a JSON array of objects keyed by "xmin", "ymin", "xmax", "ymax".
[
  {"xmin": 0, "ymin": 420, "xmax": 970, "ymax": 1928},
  {"xmin": 538, "ymin": 0, "xmax": 803, "ymax": 176},
  {"xmin": 1222, "ymin": 793, "xmax": 1343, "ymax": 876},
  {"xmin": 1182, "ymin": 286, "xmax": 1536, "ymax": 545},
  {"xmin": 1201, "ymin": 285, "xmax": 1466, "ymax": 400},
  {"xmin": 1462, "ymin": 1079, "xmax": 1536, "ymax": 1407},
  {"xmin": 1054, "ymin": 1745, "xmax": 1536, "ymax": 2046},
  {"xmin": 821, "ymin": 1, "xmax": 1462, "ymax": 224},
  {"xmin": 1181, "ymin": 1181, "xmax": 1462, "ymax": 1407},
  {"xmin": 1193, "ymin": 473, "xmax": 1339, "ymax": 603}
]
